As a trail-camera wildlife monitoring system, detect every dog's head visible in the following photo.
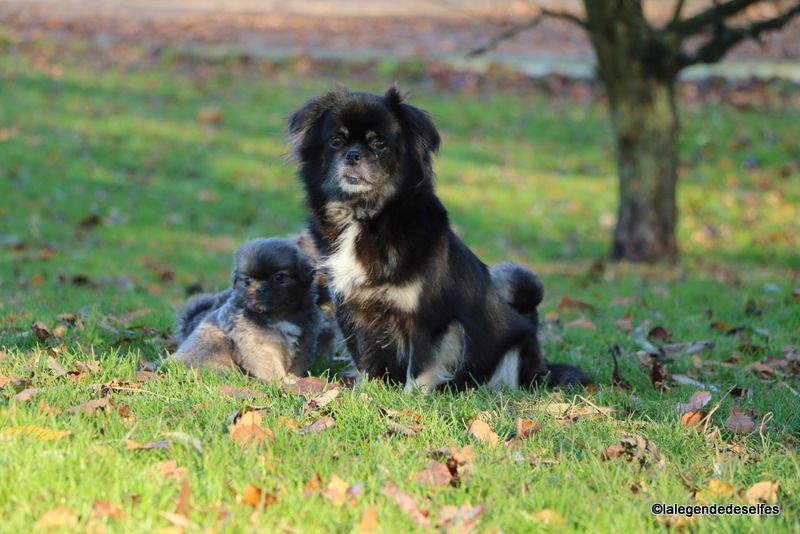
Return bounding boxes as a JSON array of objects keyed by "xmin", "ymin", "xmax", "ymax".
[
  {"xmin": 231, "ymin": 238, "xmax": 315, "ymax": 315},
  {"xmin": 288, "ymin": 86, "xmax": 440, "ymax": 214}
]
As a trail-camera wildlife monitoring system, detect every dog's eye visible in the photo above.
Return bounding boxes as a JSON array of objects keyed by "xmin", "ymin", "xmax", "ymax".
[
  {"xmin": 372, "ymin": 139, "xmax": 387, "ymax": 151},
  {"xmin": 329, "ymin": 136, "xmax": 344, "ymax": 149},
  {"xmin": 239, "ymin": 275, "xmax": 251, "ymax": 286},
  {"xmin": 273, "ymin": 272, "xmax": 286, "ymax": 283}
]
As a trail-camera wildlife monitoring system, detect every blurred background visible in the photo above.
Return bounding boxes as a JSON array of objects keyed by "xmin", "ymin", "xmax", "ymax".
[{"xmin": 1, "ymin": 1, "xmax": 798, "ymax": 350}]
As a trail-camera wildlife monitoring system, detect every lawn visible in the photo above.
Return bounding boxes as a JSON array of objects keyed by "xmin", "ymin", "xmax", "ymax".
[{"xmin": 1, "ymin": 35, "xmax": 799, "ymax": 533}]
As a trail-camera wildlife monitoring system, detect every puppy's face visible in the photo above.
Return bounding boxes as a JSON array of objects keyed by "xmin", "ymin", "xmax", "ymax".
[
  {"xmin": 232, "ymin": 238, "xmax": 314, "ymax": 315},
  {"xmin": 289, "ymin": 87, "xmax": 441, "ymax": 212}
]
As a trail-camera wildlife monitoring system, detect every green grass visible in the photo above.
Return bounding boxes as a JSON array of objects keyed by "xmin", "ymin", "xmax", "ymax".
[{"xmin": 1, "ymin": 38, "xmax": 799, "ymax": 533}]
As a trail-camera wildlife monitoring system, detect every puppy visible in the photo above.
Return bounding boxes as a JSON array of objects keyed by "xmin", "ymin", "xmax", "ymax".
[
  {"xmin": 288, "ymin": 86, "xmax": 589, "ymax": 390},
  {"xmin": 172, "ymin": 237, "xmax": 322, "ymax": 381}
]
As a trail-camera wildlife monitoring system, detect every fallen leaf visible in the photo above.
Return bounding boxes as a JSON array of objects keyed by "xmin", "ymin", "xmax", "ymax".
[
  {"xmin": 197, "ymin": 106, "xmax": 224, "ymax": 125},
  {"xmin": 304, "ymin": 473, "xmax": 322, "ymax": 496},
  {"xmin": 239, "ymin": 484, "xmax": 278, "ymax": 508},
  {"xmin": 301, "ymin": 387, "xmax": 341, "ymax": 414},
  {"xmin": 724, "ymin": 411, "xmax": 756, "ymax": 435},
  {"xmin": 655, "ymin": 515, "xmax": 697, "ymax": 529},
  {"xmin": 564, "ymin": 317, "xmax": 597, "ymax": 330},
  {"xmin": 468, "ymin": 419, "xmax": 499, "ymax": 447},
  {"xmin": 282, "ymin": 376, "xmax": 329, "ymax": 396},
  {"xmin": 694, "ymin": 479, "xmax": 736, "ymax": 503},
  {"xmin": 647, "ymin": 326, "xmax": 672, "ymax": 342},
  {"xmin": 599, "ymin": 434, "xmax": 664, "ymax": 470},
  {"xmin": 680, "ymin": 410, "xmax": 707, "ymax": 429},
  {"xmin": 513, "ymin": 418, "xmax": 541, "ymax": 440},
  {"xmin": 175, "ymin": 477, "xmax": 191, "ymax": 518},
  {"xmin": 228, "ymin": 410, "xmax": 275, "ymax": 447},
  {"xmin": 387, "ymin": 420, "xmax": 420, "ymax": 437},
  {"xmin": 299, "ymin": 415, "xmax": 336, "ymax": 435},
  {"xmin": 90, "ymin": 499, "xmax": 124, "ymax": 520},
  {"xmin": 1, "ymin": 425, "xmax": 71, "ymax": 441},
  {"xmin": 380, "ymin": 482, "xmax": 429, "ymax": 526},
  {"xmin": 135, "ymin": 371, "xmax": 159, "ymax": 383},
  {"xmin": 12, "ymin": 387, "xmax": 38, "ymax": 402},
  {"xmin": 676, "ymin": 391, "xmax": 712, "ymax": 415},
  {"xmin": 414, "ymin": 462, "xmax": 453, "ymax": 487},
  {"xmin": 321, "ymin": 475, "xmax": 351, "ymax": 506},
  {"xmin": 438, "ymin": 503, "xmax": 484, "ymax": 532},
  {"xmin": 218, "ymin": 385, "xmax": 263, "ymax": 399},
  {"xmin": 359, "ymin": 505, "xmax": 380, "ymax": 534},
  {"xmin": 745, "ymin": 480, "xmax": 779, "ymax": 504},
  {"xmin": 69, "ymin": 396, "xmax": 112, "ymax": 415},
  {"xmin": 744, "ymin": 361, "xmax": 775, "ymax": 380},
  {"xmin": 153, "ymin": 460, "xmax": 187, "ymax": 480},
  {"xmin": 0, "ymin": 373, "xmax": 8, "ymax": 387},
  {"xmin": 661, "ymin": 340, "xmax": 715, "ymax": 356},
  {"xmin": 31, "ymin": 321, "xmax": 53, "ymax": 341},
  {"xmin": 614, "ymin": 311, "xmax": 633, "ymax": 333},
  {"xmin": 161, "ymin": 512, "xmax": 190, "ymax": 528},
  {"xmin": 379, "ymin": 407, "xmax": 423, "ymax": 424},
  {"xmin": 558, "ymin": 296, "xmax": 595, "ymax": 312},
  {"xmin": 47, "ymin": 356, "xmax": 68, "ymax": 377},
  {"xmin": 536, "ymin": 401, "xmax": 614, "ymax": 419},
  {"xmin": 36, "ymin": 505, "xmax": 78, "ymax": 528},
  {"xmin": 530, "ymin": 509, "xmax": 563, "ymax": 527}
]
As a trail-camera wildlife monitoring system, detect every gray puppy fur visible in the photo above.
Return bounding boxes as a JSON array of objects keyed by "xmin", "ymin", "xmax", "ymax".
[{"xmin": 172, "ymin": 237, "xmax": 323, "ymax": 381}]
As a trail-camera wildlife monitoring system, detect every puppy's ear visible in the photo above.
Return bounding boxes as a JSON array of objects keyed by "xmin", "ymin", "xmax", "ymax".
[
  {"xmin": 295, "ymin": 252, "xmax": 315, "ymax": 287},
  {"xmin": 287, "ymin": 86, "xmax": 348, "ymax": 161},
  {"xmin": 384, "ymin": 86, "xmax": 441, "ymax": 157}
]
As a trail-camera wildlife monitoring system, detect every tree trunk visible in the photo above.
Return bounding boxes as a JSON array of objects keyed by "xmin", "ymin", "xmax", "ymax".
[{"xmin": 584, "ymin": 0, "xmax": 680, "ymax": 262}]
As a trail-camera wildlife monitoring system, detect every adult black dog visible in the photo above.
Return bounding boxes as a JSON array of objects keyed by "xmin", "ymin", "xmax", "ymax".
[{"xmin": 288, "ymin": 86, "xmax": 588, "ymax": 391}]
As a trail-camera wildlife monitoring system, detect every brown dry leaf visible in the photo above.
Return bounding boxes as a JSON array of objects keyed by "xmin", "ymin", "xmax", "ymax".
[
  {"xmin": 153, "ymin": 460, "xmax": 187, "ymax": 480},
  {"xmin": 31, "ymin": 321, "xmax": 53, "ymax": 341},
  {"xmin": 745, "ymin": 480, "xmax": 779, "ymax": 504},
  {"xmin": 304, "ymin": 473, "xmax": 322, "ymax": 496},
  {"xmin": 680, "ymin": 410, "xmax": 707, "ymax": 429},
  {"xmin": 615, "ymin": 311, "xmax": 633, "ymax": 333},
  {"xmin": 515, "ymin": 418, "xmax": 541, "ymax": 439},
  {"xmin": 228, "ymin": 410, "xmax": 275, "ymax": 447},
  {"xmin": 694, "ymin": 479, "xmax": 736, "ymax": 503},
  {"xmin": 438, "ymin": 504, "xmax": 484, "ymax": 533},
  {"xmin": 36, "ymin": 505, "xmax": 78, "ymax": 528},
  {"xmin": 218, "ymin": 385, "xmax": 263, "ymax": 399},
  {"xmin": 300, "ymin": 415, "xmax": 336, "ymax": 435},
  {"xmin": 47, "ymin": 356, "xmax": 69, "ymax": 377},
  {"xmin": 301, "ymin": 386, "xmax": 341, "ymax": 414},
  {"xmin": 0, "ymin": 373, "xmax": 9, "ymax": 388},
  {"xmin": 13, "ymin": 387, "xmax": 38, "ymax": 402},
  {"xmin": 321, "ymin": 475, "xmax": 349, "ymax": 506},
  {"xmin": 70, "ymin": 396, "xmax": 113, "ymax": 415},
  {"xmin": 387, "ymin": 420, "xmax": 420, "ymax": 437},
  {"xmin": 744, "ymin": 361, "xmax": 775, "ymax": 380},
  {"xmin": 1, "ymin": 425, "xmax": 71, "ymax": 441},
  {"xmin": 380, "ymin": 482, "xmax": 430, "ymax": 526},
  {"xmin": 676, "ymin": 391, "xmax": 712, "ymax": 414},
  {"xmin": 414, "ymin": 462, "xmax": 453, "ymax": 487},
  {"xmin": 647, "ymin": 326, "xmax": 672, "ymax": 342},
  {"xmin": 135, "ymin": 371, "xmax": 159, "ymax": 383},
  {"xmin": 564, "ymin": 317, "xmax": 597, "ymax": 331},
  {"xmin": 277, "ymin": 415, "xmax": 300, "ymax": 429},
  {"xmin": 724, "ymin": 410, "xmax": 756, "ymax": 435},
  {"xmin": 379, "ymin": 407, "xmax": 424, "ymax": 424},
  {"xmin": 281, "ymin": 376, "xmax": 329, "ymax": 396},
  {"xmin": 239, "ymin": 484, "xmax": 278, "ymax": 509},
  {"xmin": 557, "ymin": 296, "xmax": 596, "ymax": 313},
  {"xmin": 197, "ymin": 106, "xmax": 224, "ymax": 125},
  {"xmin": 537, "ymin": 401, "xmax": 614, "ymax": 419},
  {"xmin": 90, "ymin": 499, "xmax": 124, "ymax": 520},
  {"xmin": 161, "ymin": 512, "xmax": 190, "ymax": 528},
  {"xmin": 468, "ymin": 419, "xmax": 500, "ymax": 447},
  {"xmin": 175, "ymin": 477, "xmax": 191, "ymax": 518},
  {"xmin": 599, "ymin": 435, "xmax": 664, "ymax": 470},
  {"xmin": 530, "ymin": 509, "xmax": 563, "ymax": 527},
  {"xmin": 53, "ymin": 325, "xmax": 68, "ymax": 337},
  {"xmin": 359, "ymin": 505, "xmax": 380, "ymax": 534}
]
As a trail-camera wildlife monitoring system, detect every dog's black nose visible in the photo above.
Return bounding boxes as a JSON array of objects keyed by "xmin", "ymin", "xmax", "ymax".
[
  {"xmin": 345, "ymin": 149, "xmax": 361, "ymax": 164},
  {"xmin": 256, "ymin": 287, "xmax": 267, "ymax": 296}
]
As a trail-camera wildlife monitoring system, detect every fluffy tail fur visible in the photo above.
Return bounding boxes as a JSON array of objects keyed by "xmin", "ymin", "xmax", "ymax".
[{"xmin": 174, "ymin": 289, "xmax": 231, "ymax": 343}]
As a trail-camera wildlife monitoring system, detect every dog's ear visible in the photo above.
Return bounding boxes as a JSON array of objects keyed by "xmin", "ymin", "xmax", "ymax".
[
  {"xmin": 384, "ymin": 86, "xmax": 441, "ymax": 158},
  {"xmin": 295, "ymin": 252, "xmax": 315, "ymax": 286},
  {"xmin": 287, "ymin": 86, "xmax": 348, "ymax": 161}
]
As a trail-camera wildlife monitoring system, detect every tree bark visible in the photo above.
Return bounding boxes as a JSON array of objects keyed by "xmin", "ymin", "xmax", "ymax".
[{"xmin": 584, "ymin": 0, "xmax": 680, "ymax": 262}]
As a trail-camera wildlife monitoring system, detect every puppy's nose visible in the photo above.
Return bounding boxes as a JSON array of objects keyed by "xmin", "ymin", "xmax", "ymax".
[
  {"xmin": 345, "ymin": 149, "xmax": 361, "ymax": 164},
  {"xmin": 256, "ymin": 287, "xmax": 268, "ymax": 296}
]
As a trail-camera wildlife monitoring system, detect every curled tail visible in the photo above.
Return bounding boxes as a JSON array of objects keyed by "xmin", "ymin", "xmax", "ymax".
[
  {"xmin": 490, "ymin": 262, "xmax": 544, "ymax": 319},
  {"xmin": 174, "ymin": 289, "xmax": 230, "ymax": 343}
]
